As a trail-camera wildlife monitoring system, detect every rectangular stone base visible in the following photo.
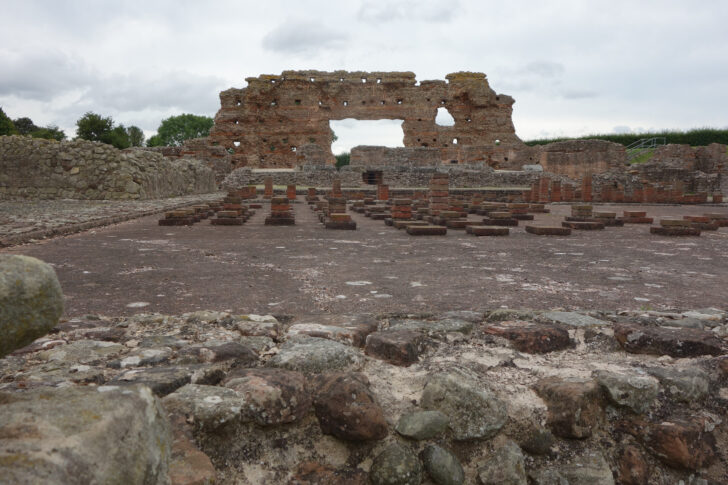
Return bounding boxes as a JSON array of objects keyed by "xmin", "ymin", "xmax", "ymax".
[
  {"xmin": 621, "ymin": 216, "xmax": 654, "ymax": 224},
  {"xmin": 650, "ymin": 226, "xmax": 701, "ymax": 236},
  {"xmin": 265, "ymin": 217, "xmax": 295, "ymax": 225},
  {"xmin": 394, "ymin": 221, "xmax": 429, "ymax": 229},
  {"xmin": 369, "ymin": 213, "xmax": 389, "ymax": 220},
  {"xmin": 406, "ymin": 225, "xmax": 447, "ymax": 236},
  {"xmin": 466, "ymin": 225, "xmax": 510, "ymax": 236},
  {"xmin": 562, "ymin": 221, "xmax": 605, "ymax": 230},
  {"xmin": 526, "ymin": 225, "xmax": 572, "ymax": 236},
  {"xmin": 158, "ymin": 218, "xmax": 195, "ymax": 226},
  {"xmin": 325, "ymin": 221, "xmax": 357, "ymax": 230},
  {"xmin": 689, "ymin": 222, "xmax": 719, "ymax": 231},
  {"xmin": 211, "ymin": 218, "xmax": 244, "ymax": 225},
  {"xmin": 482, "ymin": 218, "xmax": 518, "ymax": 226},
  {"xmin": 511, "ymin": 214, "xmax": 535, "ymax": 221},
  {"xmin": 595, "ymin": 218, "xmax": 624, "ymax": 227}
]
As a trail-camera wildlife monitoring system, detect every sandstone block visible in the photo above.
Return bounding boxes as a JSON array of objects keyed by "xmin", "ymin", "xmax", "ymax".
[
  {"xmin": 484, "ymin": 320, "xmax": 572, "ymax": 353},
  {"xmin": 534, "ymin": 377, "xmax": 603, "ymax": 439},
  {"xmin": 0, "ymin": 385, "xmax": 170, "ymax": 484},
  {"xmin": 0, "ymin": 255, "xmax": 63, "ymax": 357},
  {"xmin": 525, "ymin": 225, "xmax": 571, "ymax": 236},
  {"xmin": 312, "ymin": 372, "xmax": 388, "ymax": 441},
  {"xmin": 613, "ymin": 322, "xmax": 723, "ymax": 357}
]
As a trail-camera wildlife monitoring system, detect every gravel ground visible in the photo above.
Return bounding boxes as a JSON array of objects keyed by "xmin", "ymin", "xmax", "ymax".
[{"xmin": 2, "ymin": 199, "xmax": 727, "ymax": 317}]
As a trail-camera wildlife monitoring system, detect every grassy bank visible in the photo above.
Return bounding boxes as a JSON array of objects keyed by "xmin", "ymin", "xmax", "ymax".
[{"xmin": 524, "ymin": 128, "xmax": 728, "ymax": 147}]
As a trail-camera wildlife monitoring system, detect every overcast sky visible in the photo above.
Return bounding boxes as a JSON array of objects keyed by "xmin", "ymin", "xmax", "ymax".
[{"xmin": 2, "ymin": 0, "xmax": 726, "ymax": 153}]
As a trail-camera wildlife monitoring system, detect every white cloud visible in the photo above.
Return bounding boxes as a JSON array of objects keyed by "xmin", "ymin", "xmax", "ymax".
[{"xmin": 262, "ymin": 20, "xmax": 348, "ymax": 54}]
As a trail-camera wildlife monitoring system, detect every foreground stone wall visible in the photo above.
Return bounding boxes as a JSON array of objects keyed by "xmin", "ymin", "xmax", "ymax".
[
  {"xmin": 0, "ymin": 136, "xmax": 217, "ymax": 200},
  {"xmin": 210, "ymin": 70, "xmax": 522, "ymax": 169}
]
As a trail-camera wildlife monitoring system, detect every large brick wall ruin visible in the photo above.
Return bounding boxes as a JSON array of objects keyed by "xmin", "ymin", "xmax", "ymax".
[
  {"xmin": 0, "ymin": 136, "xmax": 217, "ymax": 200},
  {"xmin": 209, "ymin": 70, "xmax": 522, "ymax": 169}
]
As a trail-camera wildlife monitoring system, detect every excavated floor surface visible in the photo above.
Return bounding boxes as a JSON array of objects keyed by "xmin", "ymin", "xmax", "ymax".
[{"xmin": 2, "ymin": 200, "xmax": 727, "ymax": 318}]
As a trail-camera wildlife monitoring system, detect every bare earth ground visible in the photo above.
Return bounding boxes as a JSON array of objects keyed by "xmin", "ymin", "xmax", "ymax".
[{"xmin": 2, "ymin": 199, "xmax": 727, "ymax": 317}]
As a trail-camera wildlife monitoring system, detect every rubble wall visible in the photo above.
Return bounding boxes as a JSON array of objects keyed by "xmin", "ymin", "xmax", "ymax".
[
  {"xmin": 142, "ymin": 138, "xmax": 234, "ymax": 184},
  {"xmin": 210, "ymin": 70, "xmax": 522, "ymax": 169},
  {"xmin": 0, "ymin": 136, "xmax": 217, "ymax": 200}
]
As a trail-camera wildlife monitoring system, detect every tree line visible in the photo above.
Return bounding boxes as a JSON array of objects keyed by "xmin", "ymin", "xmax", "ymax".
[
  {"xmin": 524, "ymin": 128, "xmax": 728, "ymax": 147},
  {"xmin": 0, "ymin": 107, "xmax": 213, "ymax": 149}
]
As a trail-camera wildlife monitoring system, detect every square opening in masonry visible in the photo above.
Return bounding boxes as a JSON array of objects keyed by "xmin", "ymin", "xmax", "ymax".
[
  {"xmin": 436, "ymin": 107, "xmax": 455, "ymax": 126},
  {"xmin": 362, "ymin": 170, "xmax": 383, "ymax": 185},
  {"xmin": 329, "ymin": 119, "xmax": 405, "ymax": 155}
]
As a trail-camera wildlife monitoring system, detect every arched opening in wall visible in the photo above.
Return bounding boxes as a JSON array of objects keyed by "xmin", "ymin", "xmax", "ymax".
[
  {"xmin": 435, "ymin": 107, "xmax": 455, "ymax": 126},
  {"xmin": 329, "ymin": 119, "xmax": 405, "ymax": 155}
]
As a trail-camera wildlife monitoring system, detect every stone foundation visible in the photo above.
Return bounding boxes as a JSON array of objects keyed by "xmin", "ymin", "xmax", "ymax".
[{"xmin": 0, "ymin": 136, "xmax": 217, "ymax": 200}]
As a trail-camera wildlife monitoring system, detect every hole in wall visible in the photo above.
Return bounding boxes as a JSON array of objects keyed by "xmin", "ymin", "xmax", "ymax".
[
  {"xmin": 233, "ymin": 141, "xmax": 241, "ymax": 147},
  {"xmin": 329, "ymin": 119, "xmax": 405, "ymax": 154},
  {"xmin": 396, "ymin": 99, "xmax": 403, "ymax": 105},
  {"xmin": 310, "ymin": 77, "xmax": 315, "ymax": 82},
  {"xmin": 295, "ymin": 99, "xmax": 301, "ymax": 105},
  {"xmin": 318, "ymin": 101, "xmax": 322, "ymax": 106},
  {"xmin": 362, "ymin": 170, "xmax": 383, "ymax": 185},
  {"xmin": 361, "ymin": 78, "xmax": 367, "ymax": 83},
  {"xmin": 376, "ymin": 78, "xmax": 382, "ymax": 84},
  {"xmin": 495, "ymin": 139, "xmax": 501, "ymax": 145},
  {"xmin": 343, "ymin": 101, "xmax": 349, "ymax": 106},
  {"xmin": 270, "ymin": 101, "xmax": 277, "ymax": 106},
  {"xmin": 291, "ymin": 146, "xmax": 297, "ymax": 152},
  {"xmin": 450, "ymin": 160, "xmax": 458, "ymax": 164},
  {"xmin": 452, "ymin": 138, "xmax": 458, "ymax": 145},
  {"xmin": 435, "ymin": 107, "xmax": 455, "ymax": 126},
  {"xmin": 380, "ymin": 101, "xmax": 385, "ymax": 105}
]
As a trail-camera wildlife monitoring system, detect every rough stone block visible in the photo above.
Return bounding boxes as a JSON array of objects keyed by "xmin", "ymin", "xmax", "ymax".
[
  {"xmin": 406, "ymin": 225, "xmax": 447, "ymax": 236},
  {"xmin": 525, "ymin": 225, "xmax": 571, "ymax": 236},
  {"xmin": 650, "ymin": 226, "xmax": 701, "ymax": 236},
  {"xmin": 562, "ymin": 221, "xmax": 605, "ymax": 230},
  {"xmin": 466, "ymin": 225, "xmax": 509, "ymax": 236}
]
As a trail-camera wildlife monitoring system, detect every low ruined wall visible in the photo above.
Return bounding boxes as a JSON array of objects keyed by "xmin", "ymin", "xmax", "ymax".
[
  {"xmin": 222, "ymin": 164, "xmax": 543, "ymax": 190},
  {"xmin": 632, "ymin": 143, "xmax": 726, "ymax": 194},
  {"xmin": 0, "ymin": 136, "xmax": 217, "ymax": 200},
  {"xmin": 536, "ymin": 140, "xmax": 626, "ymax": 179},
  {"xmin": 142, "ymin": 138, "xmax": 233, "ymax": 184}
]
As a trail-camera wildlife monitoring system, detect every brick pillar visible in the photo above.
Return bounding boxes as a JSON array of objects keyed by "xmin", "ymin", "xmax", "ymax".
[
  {"xmin": 550, "ymin": 181, "xmax": 562, "ymax": 202},
  {"xmin": 538, "ymin": 177, "xmax": 550, "ymax": 202},
  {"xmin": 581, "ymin": 175, "xmax": 592, "ymax": 202},
  {"xmin": 332, "ymin": 177, "xmax": 342, "ymax": 198},
  {"xmin": 263, "ymin": 177, "xmax": 273, "ymax": 199},
  {"xmin": 286, "ymin": 184, "xmax": 296, "ymax": 200},
  {"xmin": 377, "ymin": 184, "xmax": 389, "ymax": 201}
]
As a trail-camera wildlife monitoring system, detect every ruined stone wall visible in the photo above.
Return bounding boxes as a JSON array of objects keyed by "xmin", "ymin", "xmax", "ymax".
[
  {"xmin": 536, "ymin": 140, "xmax": 626, "ymax": 179},
  {"xmin": 141, "ymin": 138, "xmax": 233, "ymax": 184},
  {"xmin": 221, "ymin": 164, "xmax": 542, "ymax": 190},
  {"xmin": 632, "ymin": 143, "xmax": 726, "ymax": 194},
  {"xmin": 210, "ymin": 70, "xmax": 522, "ymax": 169},
  {"xmin": 0, "ymin": 136, "xmax": 217, "ymax": 200}
]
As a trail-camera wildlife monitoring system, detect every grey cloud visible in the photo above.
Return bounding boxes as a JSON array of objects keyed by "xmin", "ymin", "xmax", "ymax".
[
  {"xmin": 262, "ymin": 20, "xmax": 348, "ymax": 54},
  {"xmin": 561, "ymin": 89, "xmax": 597, "ymax": 99},
  {"xmin": 522, "ymin": 61, "xmax": 565, "ymax": 78},
  {"xmin": 0, "ymin": 49, "xmax": 95, "ymax": 101},
  {"xmin": 357, "ymin": 0, "xmax": 459, "ymax": 23},
  {"xmin": 612, "ymin": 125, "xmax": 633, "ymax": 134},
  {"xmin": 89, "ymin": 71, "xmax": 226, "ymax": 114}
]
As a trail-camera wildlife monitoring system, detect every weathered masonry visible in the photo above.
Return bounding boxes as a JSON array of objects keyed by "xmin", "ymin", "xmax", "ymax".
[{"xmin": 209, "ymin": 70, "xmax": 522, "ymax": 169}]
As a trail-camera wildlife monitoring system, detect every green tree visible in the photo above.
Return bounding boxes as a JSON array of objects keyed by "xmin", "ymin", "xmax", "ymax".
[
  {"xmin": 31, "ymin": 125, "xmax": 66, "ymax": 141},
  {"xmin": 148, "ymin": 113, "xmax": 213, "ymax": 147},
  {"xmin": 335, "ymin": 152, "xmax": 350, "ymax": 170},
  {"xmin": 107, "ymin": 125, "xmax": 131, "ymax": 149},
  {"xmin": 13, "ymin": 117, "xmax": 39, "ymax": 135},
  {"xmin": 126, "ymin": 125, "xmax": 144, "ymax": 147},
  {"xmin": 76, "ymin": 112, "xmax": 113, "ymax": 143},
  {"xmin": 0, "ymin": 107, "xmax": 17, "ymax": 136}
]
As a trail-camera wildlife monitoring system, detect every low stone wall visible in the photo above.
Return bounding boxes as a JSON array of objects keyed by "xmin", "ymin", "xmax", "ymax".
[
  {"xmin": 634, "ymin": 143, "xmax": 726, "ymax": 194},
  {"xmin": 536, "ymin": 140, "xmax": 626, "ymax": 179},
  {"xmin": 0, "ymin": 136, "xmax": 217, "ymax": 200},
  {"xmin": 142, "ymin": 138, "xmax": 234, "ymax": 184},
  {"xmin": 222, "ymin": 164, "xmax": 543, "ymax": 190}
]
